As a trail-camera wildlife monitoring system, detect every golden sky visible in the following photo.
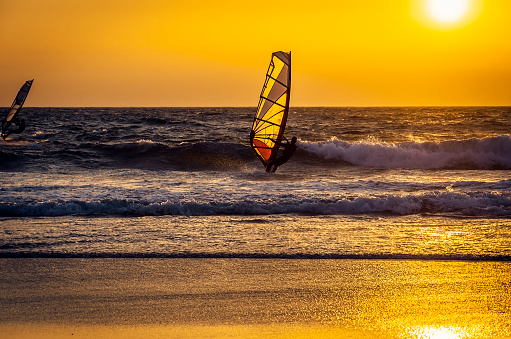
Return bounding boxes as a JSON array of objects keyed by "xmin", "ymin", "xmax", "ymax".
[{"xmin": 1, "ymin": 0, "xmax": 510, "ymax": 107}]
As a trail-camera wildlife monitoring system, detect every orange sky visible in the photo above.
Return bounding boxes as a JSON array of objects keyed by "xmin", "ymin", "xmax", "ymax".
[{"xmin": 1, "ymin": 0, "xmax": 510, "ymax": 107}]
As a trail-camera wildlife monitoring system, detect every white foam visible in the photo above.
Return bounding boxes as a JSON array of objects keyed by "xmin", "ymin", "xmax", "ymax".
[
  {"xmin": 299, "ymin": 135, "xmax": 511, "ymax": 169},
  {"xmin": 2, "ymin": 190, "xmax": 509, "ymax": 217}
]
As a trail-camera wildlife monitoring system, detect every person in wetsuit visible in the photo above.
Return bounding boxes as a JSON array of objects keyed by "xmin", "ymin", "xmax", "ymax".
[{"xmin": 266, "ymin": 136, "xmax": 297, "ymax": 173}]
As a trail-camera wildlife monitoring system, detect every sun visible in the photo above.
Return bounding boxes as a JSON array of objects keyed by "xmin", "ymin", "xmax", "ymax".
[
  {"xmin": 427, "ymin": 0, "xmax": 469, "ymax": 23},
  {"xmin": 410, "ymin": 0, "xmax": 484, "ymax": 30}
]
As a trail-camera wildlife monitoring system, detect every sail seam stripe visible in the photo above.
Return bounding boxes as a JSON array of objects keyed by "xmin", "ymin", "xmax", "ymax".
[
  {"xmin": 254, "ymin": 118, "xmax": 282, "ymax": 133},
  {"xmin": 266, "ymin": 74, "xmax": 288, "ymax": 88},
  {"xmin": 253, "ymin": 117, "xmax": 282, "ymax": 128},
  {"xmin": 258, "ymin": 96, "xmax": 286, "ymax": 109}
]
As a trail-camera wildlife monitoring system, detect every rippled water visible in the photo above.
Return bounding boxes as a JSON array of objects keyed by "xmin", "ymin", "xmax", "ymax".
[{"xmin": 1, "ymin": 107, "xmax": 510, "ymax": 259}]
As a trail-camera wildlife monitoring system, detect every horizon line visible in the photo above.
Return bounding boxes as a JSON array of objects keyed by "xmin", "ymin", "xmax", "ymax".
[{"xmin": 7, "ymin": 105, "xmax": 511, "ymax": 109}]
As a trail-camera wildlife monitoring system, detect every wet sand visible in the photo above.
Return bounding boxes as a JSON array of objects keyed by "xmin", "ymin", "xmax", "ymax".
[{"xmin": 1, "ymin": 258, "xmax": 510, "ymax": 338}]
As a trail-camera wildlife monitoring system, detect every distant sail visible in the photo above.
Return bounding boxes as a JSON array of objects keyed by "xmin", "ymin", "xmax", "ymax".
[
  {"xmin": 2, "ymin": 79, "xmax": 34, "ymax": 137},
  {"xmin": 250, "ymin": 51, "xmax": 291, "ymax": 167}
]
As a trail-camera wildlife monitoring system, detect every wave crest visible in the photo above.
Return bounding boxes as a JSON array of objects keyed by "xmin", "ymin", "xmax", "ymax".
[
  {"xmin": 1, "ymin": 191, "xmax": 509, "ymax": 217},
  {"xmin": 299, "ymin": 135, "xmax": 511, "ymax": 169}
]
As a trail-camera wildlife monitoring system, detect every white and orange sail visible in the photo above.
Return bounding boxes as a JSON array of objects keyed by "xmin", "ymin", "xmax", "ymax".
[{"xmin": 250, "ymin": 51, "xmax": 291, "ymax": 168}]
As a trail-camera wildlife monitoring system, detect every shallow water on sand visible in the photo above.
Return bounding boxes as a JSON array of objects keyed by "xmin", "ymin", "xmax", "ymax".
[
  {"xmin": 1, "ymin": 215, "xmax": 510, "ymax": 260},
  {"xmin": 1, "ymin": 259, "xmax": 510, "ymax": 338}
]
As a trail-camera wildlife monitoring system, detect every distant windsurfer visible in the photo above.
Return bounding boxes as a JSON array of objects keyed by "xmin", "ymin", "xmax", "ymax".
[
  {"xmin": 2, "ymin": 79, "xmax": 33, "ymax": 140},
  {"xmin": 1, "ymin": 118, "xmax": 25, "ymax": 140},
  {"xmin": 266, "ymin": 136, "xmax": 297, "ymax": 173}
]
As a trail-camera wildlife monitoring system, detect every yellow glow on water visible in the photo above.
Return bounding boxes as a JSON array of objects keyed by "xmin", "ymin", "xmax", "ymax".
[
  {"xmin": 0, "ymin": 324, "xmax": 416, "ymax": 339},
  {"xmin": 0, "ymin": 324, "xmax": 481, "ymax": 339},
  {"xmin": 406, "ymin": 326, "xmax": 469, "ymax": 339},
  {"xmin": 1, "ymin": 259, "xmax": 511, "ymax": 338}
]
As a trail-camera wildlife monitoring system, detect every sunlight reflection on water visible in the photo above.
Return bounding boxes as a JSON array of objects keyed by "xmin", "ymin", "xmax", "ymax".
[
  {"xmin": 403, "ymin": 325, "xmax": 472, "ymax": 339},
  {"xmin": 2, "ymin": 259, "xmax": 510, "ymax": 338}
]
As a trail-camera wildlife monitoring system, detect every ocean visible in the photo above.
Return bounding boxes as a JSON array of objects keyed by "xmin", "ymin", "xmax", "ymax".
[
  {"xmin": 1, "ymin": 106, "xmax": 510, "ymax": 260},
  {"xmin": 1, "ymin": 107, "xmax": 511, "ymax": 338}
]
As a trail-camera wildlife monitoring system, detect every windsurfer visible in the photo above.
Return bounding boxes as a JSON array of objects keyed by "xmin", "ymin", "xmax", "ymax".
[
  {"xmin": 2, "ymin": 118, "xmax": 25, "ymax": 139},
  {"xmin": 266, "ymin": 136, "xmax": 297, "ymax": 173}
]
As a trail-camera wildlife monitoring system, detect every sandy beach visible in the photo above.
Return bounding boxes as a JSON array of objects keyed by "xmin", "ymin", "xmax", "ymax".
[{"xmin": 1, "ymin": 258, "xmax": 510, "ymax": 338}]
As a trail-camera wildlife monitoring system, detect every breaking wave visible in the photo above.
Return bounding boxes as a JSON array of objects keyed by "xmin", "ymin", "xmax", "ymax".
[
  {"xmin": 5, "ymin": 134, "xmax": 511, "ymax": 171},
  {"xmin": 300, "ymin": 135, "xmax": 511, "ymax": 170},
  {"xmin": 2, "ymin": 191, "xmax": 509, "ymax": 217}
]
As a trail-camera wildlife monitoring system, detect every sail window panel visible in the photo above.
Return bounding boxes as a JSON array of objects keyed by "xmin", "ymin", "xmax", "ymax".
[
  {"xmin": 262, "ymin": 120, "xmax": 282, "ymax": 139},
  {"xmin": 266, "ymin": 81, "xmax": 286, "ymax": 104},
  {"xmin": 255, "ymin": 129, "xmax": 277, "ymax": 149},
  {"xmin": 257, "ymin": 57, "xmax": 287, "ymax": 120},
  {"xmin": 16, "ymin": 92, "xmax": 28, "ymax": 103},
  {"xmin": 257, "ymin": 120, "xmax": 280, "ymax": 138},
  {"xmin": 252, "ymin": 117, "xmax": 272, "ymax": 135},
  {"xmin": 273, "ymin": 51, "xmax": 290, "ymax": 66},
  {"xmin": 276, "ymin": 64, "xmax": 289, "ymax": 85},
  {"xmin": 269, "ymin": 58, "xmax": 285, "ymax": 80},
  {"xmin": 257, "ymin": 84, "xmax": 286, "ymax": 121},
  {"xmin": 253, "ymin": 118, "xmax": 279, "ymax": 138},
  {"xmin": 15, "ymin": 83, "xmax": 31, "ymax": 104},
  {"xmin": 264, "ymin": 62, "xmax": 284, "ymax": 97},
  {"xmin": 260, "ymin": 101, "xmax": 285, "ymax": 126},
  {"xmin": 255, "ymin": 132, "xmax": 276, "ymax": 148},
  {"xmin": 274, "ymin": 92, "xmax": 288, "ymax": 109},
  {"xmin": 254, "ymin": 120, "xmax": 279, "ymax": 142},
  {"xmin": 257, "ymin": 98, "xmax": 273, "ymax": 120},
  {"xmin": 261, "ymin": 76, "xmax": 277, "ymax": 101},
  {"xmin": 254, "ymin": 96, "xmax": 286, "ymax": 135},
  {"xmin": 6, "ymin": 106, "xmax": 20, "ymax": 122}
]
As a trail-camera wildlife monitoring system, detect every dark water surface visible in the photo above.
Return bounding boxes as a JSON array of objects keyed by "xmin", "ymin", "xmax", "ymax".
[{"xmin": 1, "ymin": 107, "xmax": 510, "ymax": 259}]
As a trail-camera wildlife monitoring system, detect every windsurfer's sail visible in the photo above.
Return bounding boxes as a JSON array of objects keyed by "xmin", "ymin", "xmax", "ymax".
[
  {"xmin": 250, "ymin": 51, "xmax": 291, "ymax": 167},
  {"xmin": 2, "ymin": 79, "xmax": 33, "ymax": 138}
]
